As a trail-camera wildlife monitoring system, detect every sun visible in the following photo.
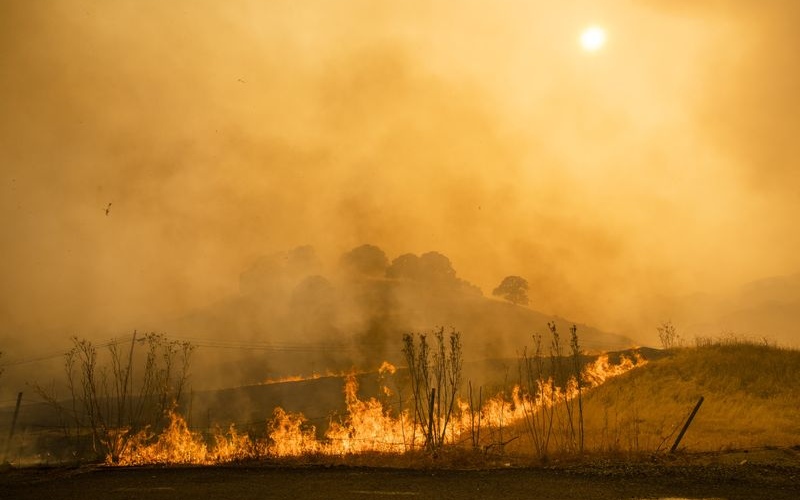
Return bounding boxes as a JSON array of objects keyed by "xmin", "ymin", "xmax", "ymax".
[{"xmin": 579, "ymin": 25, "xmax": 606, "ymax": 52}]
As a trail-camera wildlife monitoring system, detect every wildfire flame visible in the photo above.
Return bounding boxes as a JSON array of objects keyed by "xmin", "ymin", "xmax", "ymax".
[
  {"xmin": 268, "ymin": 407, "xmax": 320, "ymax": 456},
  {"xmin": 261, "ymin": 374, "xmax": 320, "ymax": 385},
  {"xmin": 110, "ymin": 354, "xmax": 645, "ymax": 465},
  {"xmin": 115, "ymin": 411, "xmax": 210, "ymax": 465},
  {"xmin": 325, "ymin": 373, "xmax": 417, "ymax": 454}
]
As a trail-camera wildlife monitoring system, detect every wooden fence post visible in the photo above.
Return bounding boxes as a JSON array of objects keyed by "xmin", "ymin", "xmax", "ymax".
[{"xmin": 670, "ymin": 396, "xmax": 704, "ymax": 453}]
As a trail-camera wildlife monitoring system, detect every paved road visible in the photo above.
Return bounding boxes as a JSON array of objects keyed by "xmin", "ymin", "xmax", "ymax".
[{"xmin": 1, "ymin": 465, "xmax": 798, "ymax": 500}]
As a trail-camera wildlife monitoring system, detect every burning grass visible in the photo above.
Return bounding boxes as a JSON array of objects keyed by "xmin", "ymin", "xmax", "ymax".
[
  {"xmin": 108, "ymin": 352, "xmax": 646, "ymax": 465},
  {"xmin": 25, "ymin": 331, "xmax": 797, "ymax": 468}
]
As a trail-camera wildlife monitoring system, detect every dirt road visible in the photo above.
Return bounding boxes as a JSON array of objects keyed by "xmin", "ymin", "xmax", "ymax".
[{"xmin": 1, "ymin": 461, "xmax": 797, "ymax": 500}]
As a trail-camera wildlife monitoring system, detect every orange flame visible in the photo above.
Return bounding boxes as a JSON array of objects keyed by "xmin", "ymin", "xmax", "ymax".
[
  {"xmin": 111, "ymin": 354, "xmax": 645, "ymax": 464},
  {"xmin": 114, "ymin": 411, "xmax": 209, "ymax": 465},
  {"xmin": 324, "ymin": 374, "xmax": 419, "ymax": 454},
  {"xmin": 267, "ymin": 407, "xmax": 320, "ymax": 456}
]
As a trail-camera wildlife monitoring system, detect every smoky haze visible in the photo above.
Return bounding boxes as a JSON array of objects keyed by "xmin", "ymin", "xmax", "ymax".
[{"xmin": 2, "ymin": 0, "xmax": 800, "ymax": 364}]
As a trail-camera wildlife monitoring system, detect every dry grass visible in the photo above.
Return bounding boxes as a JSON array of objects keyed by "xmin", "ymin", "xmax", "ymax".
[
  {"xmin": 105, "ymin": 341, "xmax": 800, "ymax": 465},
  {"xmin": 20, "ymin": 337, "xmax": 799, "ymax": 468},
  {"xmin": 579, "ymin": 343, "xmax": 800, "ymax": 453}
]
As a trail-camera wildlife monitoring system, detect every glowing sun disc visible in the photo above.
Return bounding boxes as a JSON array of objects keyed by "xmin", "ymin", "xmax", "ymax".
[{"xmin": 580, "ymin": 26, "xmax": 606, "ymax": 52}]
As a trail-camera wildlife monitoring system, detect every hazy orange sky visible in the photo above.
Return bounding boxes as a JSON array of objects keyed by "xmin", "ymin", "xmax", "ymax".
[{"xmin": 2, "ymin": 0, "xmax": 799, "ymax": 345}]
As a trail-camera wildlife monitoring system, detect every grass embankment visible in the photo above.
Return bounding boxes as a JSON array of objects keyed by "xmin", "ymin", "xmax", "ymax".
[{"xmin": 580, "ymin": 343, "xmax": 800, "ymax": 453}]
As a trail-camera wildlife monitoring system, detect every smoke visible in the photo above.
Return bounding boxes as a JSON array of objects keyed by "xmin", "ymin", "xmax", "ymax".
[{"xmin": 2, "ymin": 0, "xmax": 799, "ymax": 361}]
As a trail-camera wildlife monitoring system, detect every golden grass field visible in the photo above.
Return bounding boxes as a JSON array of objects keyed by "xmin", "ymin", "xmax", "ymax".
[{"xmin": 576, "ymin": 343, "xmax": 800, "ymax": 454}]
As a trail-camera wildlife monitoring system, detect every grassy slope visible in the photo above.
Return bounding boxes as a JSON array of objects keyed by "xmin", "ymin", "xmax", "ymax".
[
  {"xmin": 172, "ymin": 278, "xmax": 635, "ymax": 388},
  {"xmin": 580, "ymin": 344, "xmax": 800, "ymax": 452}
]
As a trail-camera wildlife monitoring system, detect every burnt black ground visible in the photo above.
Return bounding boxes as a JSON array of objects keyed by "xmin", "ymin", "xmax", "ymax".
[{"xmin": 1, "ymin": 460, "xmax": 797, "ymax": 500}]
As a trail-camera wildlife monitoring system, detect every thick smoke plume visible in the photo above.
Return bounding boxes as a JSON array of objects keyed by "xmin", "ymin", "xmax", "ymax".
[{"xmin": 2, "ymin": 0, "xmax": 800, "ymax": 379}]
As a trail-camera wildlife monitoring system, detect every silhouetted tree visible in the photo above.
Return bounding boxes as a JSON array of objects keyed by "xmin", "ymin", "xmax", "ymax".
[
  {"xmin": 386, "ymin": 253, "xmax": 422, "ymax": 281},
  {"xmin": 387, "ymin": 251, "xmax": 458, "ymax": 285},
  {"xmin": 386, "ymin": 251, "xmax": 482, "ymax": 295},
  {"xmin": 492, "ymin": 275, "xmax": 530, "ymax": 305},
  {"xmin": 340, "ymin": 244, "xmax": 389, "ymax": 277},
  {"xmin": 418, "ymin": 251, "xmax": 457, "ymax": 284}
]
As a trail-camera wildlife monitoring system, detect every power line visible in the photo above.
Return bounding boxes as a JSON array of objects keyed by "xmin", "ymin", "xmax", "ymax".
[
  {"xmin": 172, "ymin": 337, "xmax": 355, "ymax": 353},
  {"xmin": 0, "ymin": 333, "xmax": 358, "ymax": 368},
  {"xmin": 0, "ymin": 335, "xmax": 130, "ymax": 368}
]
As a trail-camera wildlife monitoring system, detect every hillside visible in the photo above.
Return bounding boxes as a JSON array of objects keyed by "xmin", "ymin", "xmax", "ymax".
[
  {"xmin": 168, "ymin": 277, "xmax": 635, "ymax": 389},
  {"xmin": 580, "ymin": 343, "xmax": 800, "ymax": 452}
]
